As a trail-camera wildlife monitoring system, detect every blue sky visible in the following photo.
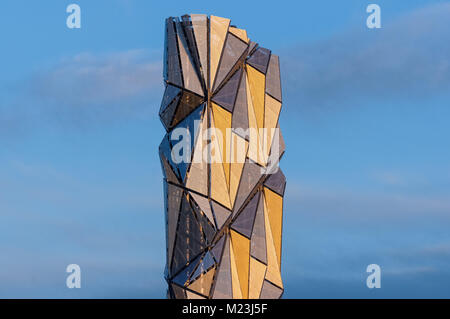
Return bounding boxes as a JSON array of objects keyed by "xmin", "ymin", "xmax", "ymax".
[{"xmin": 0, "ymin": 0, "xmax": 449, "ymax": 298}]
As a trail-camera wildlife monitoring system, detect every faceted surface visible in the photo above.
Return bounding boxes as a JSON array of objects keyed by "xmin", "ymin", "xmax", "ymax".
[{"xmin": 160, "ymin": 14, "xmax": 285, "ymax": 299}]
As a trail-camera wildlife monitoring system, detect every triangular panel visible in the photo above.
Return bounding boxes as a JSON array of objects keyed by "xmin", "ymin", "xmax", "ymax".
[
  {"xmin": 249, "ymin": 257, "xmax": 266, "ymax": 299},
  {"xmin": 212, "ymin": 235, "xmax": 232, "ymax": 298},
  {"xmin": 265, "ymin": 54, "xmax": 282, "ymax": 102},
  {"xmin": 247, "ymin": 47, "xmax": 271, "ymax": 74},
  {"xmin": 211, "ymin": 201, "xmax": 232, "ymax": 230},
  {"xmin": 188, "ymin": 267, "xmax": 215, "ymax": 297},
  {"xmin": 260, "ymin": 280, "xmax": 283, "ymax": 299},
  {"xmin": 176, "ymin": 20, "xmax": 204, "ymax": 96},
  {"xmin": 210, "ymin": 16, "xmax": 230, "ymax": 89},
  {"xmin": 229, "ymin": 27, "xmax": 248, "ymax": 43},
  {"xmin": 213, "ymin": 33, "xmax": 247, "ymax": 92},
  {"xmin": 191, "ymin": 14, "xmax": 208, "ymax": 84},
  {"xmin": 211, "ymin": 234, "xmax": 226, "ymax": 263},
  {"xmin": 231, "ymin": 191, "xmax": 260, "ymax": 238},
  {"xmin": 231, "ymin": 71, "xmax": 249, "ymax": 139},
  {"xmin": 212, "ymin": 68, "xmax": 243, "ymax": 112},
  {"xmin": 264, "ymin": 169, "xmax": 286, "ymax": 196},
  {"xmin": 233, "ymin": 159, "xmax": 264, "ymax": 216},
  {"xmin": 165, "ymin": 183, "xmax": 183, "ymax": 270},
  {"xmin": 189, "ymin": 192, "xmax": 215, "ymax": 226},
  {"xmin": 164, "ymin": 18, "xmax": 183, "ymax": 86},
  {"xmin": 250, "ymin": 193, "xmax": 267, "ymax": 264},
  {"xmin": 230, "ymin": 229, "xmax": 250, "ymax": 298}
]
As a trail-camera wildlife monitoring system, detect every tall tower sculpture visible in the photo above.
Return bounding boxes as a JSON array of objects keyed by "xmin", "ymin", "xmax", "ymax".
[{"xmin": 159, "ymin": 14, "xmax": 286, "ymax": 299}]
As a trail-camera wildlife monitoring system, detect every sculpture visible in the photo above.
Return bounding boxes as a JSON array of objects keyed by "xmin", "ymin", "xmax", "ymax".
[{"xmin": 159, "ymin": 14, "xmax": 286, "ymax": 299}]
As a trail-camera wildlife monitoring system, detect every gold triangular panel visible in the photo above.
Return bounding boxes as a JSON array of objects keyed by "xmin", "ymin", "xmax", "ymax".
[
  {"xmin": 249, "ymin": 257, "xmax": 266, "ymax": 299},
  {"xmin": 229, "ymin": 27, "xmax": 249, "ymax": 43},
  {"xmin": 210, "ymin": 109, "xmax": 232, "ymax": 209},
  {"xmin": 264, "ymin": 187, "xmax": 283, "ymax": 265},
  {"xmin": 245, "ymin": 71, "xmax": 266, "ymax": 166},
  {"xmin": 246, "ymin": 65, "xmax": 265, "ymax": 131},
  {"xmin": 185, "ymin": 113, "xmax": 208, "ymax": 195},
  {"xmin": 263, "ymin": 192, "xmax": 283, "ymax": 288},
  {"xmin": 212, "ymin": 102, "xmax": 232, "ymax": 188},
  {"xmin": 210, "ymin": 16, "xmax": 230, "ymax": 89},
  {"xmin": 230, "ymin": 236, "xmax": 243, "ymax": 299},
  {"xmin": 263, "ymin": 93, "xmax": 282, "ymax": 164},
  {"xmin": 230, "ymin": 229, "xmax": 250, "ymax": 299}
]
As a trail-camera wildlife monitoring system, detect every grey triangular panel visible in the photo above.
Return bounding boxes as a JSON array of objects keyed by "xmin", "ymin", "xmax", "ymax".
[
  {"xmin": 212, "ymin": 68, "xmax": 242, "ymax": 112},
  {"xmin": 181, "ymin": 15, "xmax": 204, "ymax": 90},
  {"xmin": 231, "ymin": 192, "xmax": 260, "ymax": 238},
  {"xmin": 213, "ymin": 33, "xmax": 248, "ymax": 92},
  {"xmin": 171, "ymin": 194, "xmax": 206, "ymax": 275},
  {"xmin": 165, "ymin": 183, "xmax": 183, "ymax": 272},
  {"xmin": 159, "ymin": 134, "xmax": 181, "ymax": 180},
  {"xmin": 211, "ymin": 234, "xmax": 226, "ymax": 263},
  {"xmin": 260, "ymin": 280, "xmax": 283, "ymax": 299},
  {"xmin": 160, "ymin": 94, "xmax": 180, "ymax": 131},
  {"xmin": 164, "ymin": 18, "xmax": 183, "ymax": 86},
  {"xmin": 159, "ymin": 85, "xmax": 182, "ymax": 115},
  {"xmin": 265, "ymin": 54, "xmax": 282, "ymax": 102},
  {"xmin": 231, "ymin": 70, "xmax": 249, "ymax": 139},
  {"xmin": 212, "ymin": 235, "xmax": 232, "ymax": 298},
  {"xmin": 232, "ymin": 159, "xmax": 264, "ymax": 216},
  {"xmin": 248, "ymin": 41, "xmax": 258, "ymax": 56},
  {"xmin": 191, "ymin": 197, "xmax": 216, "ymax": 245},
  {"xmin": 264, "ymin": 169, "xmax": 286, "ymax": 196},
  {"xmin": 266, "ymin": 124, "xmax": 285, "ymax": 174},
  {"xmin": 191, "ymin": 14, "xmax": 208, "ymax": 87},
  {"xmin": 211, "ymin": 201, "xmax": 232, "ymax": 230},
  {"xmin": 190, "ymin": 192, "xmax": 215, "ymax": 226},
  {"xmin": 250, "ymin": 193, "xmax": 267, "ymax": 264},
  {"xmin": 247, "ymin": 47, "xmax": 271, "ymax": 74},
  {"xmin": 176, "ymin": 20, "xmax": 204, "ymax": 96},
  {"xmin": 160, "ymin": 153, "xmax": 180, "ymax": 185}
]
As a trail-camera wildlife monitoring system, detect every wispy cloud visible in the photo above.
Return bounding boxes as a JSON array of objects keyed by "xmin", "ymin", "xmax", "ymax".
[
  {"xmin": 282, "ymin": 3, "xmax": 450, "ymax": 109},
  {"xmin": 30, "ymin": 49, "xmax": 162, "ymax": 105},
  {"xmin": 286, "ymin": 181, "xmax": 450, "ymax": 219},
  {"xmin": 1, "ymin": 49, "xmax": 163, "ymax": 135},
  {"xmin": 371, "ymin": 171, "xmax": 406, "ymax": 186}
]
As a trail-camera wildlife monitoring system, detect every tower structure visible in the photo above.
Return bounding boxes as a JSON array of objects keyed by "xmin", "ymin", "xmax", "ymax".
[{"xmin": 159, "ymin": 14, "xmax": 286, "ymax": 299}]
